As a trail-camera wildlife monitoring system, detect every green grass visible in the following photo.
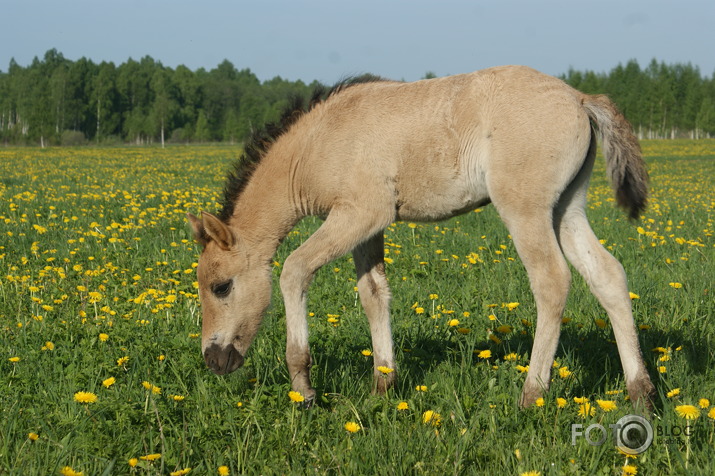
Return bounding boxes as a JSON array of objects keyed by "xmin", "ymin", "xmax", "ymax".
[{"xmin": 1, "ymin": 142, "xmax": 714, "ymax": 475}]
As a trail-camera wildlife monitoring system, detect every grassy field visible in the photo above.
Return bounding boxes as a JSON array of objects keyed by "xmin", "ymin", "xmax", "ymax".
[{"xmin": 0, "ymin": 141, "xmax": 713, "ymax": 475}]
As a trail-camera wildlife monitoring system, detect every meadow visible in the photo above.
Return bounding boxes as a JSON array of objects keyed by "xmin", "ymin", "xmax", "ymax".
[{"xmin": 0, "ymin": 141, "xmax": 713, "ymax": 475}]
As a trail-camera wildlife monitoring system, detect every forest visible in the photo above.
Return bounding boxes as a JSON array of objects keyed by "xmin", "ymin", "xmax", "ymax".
[{"xmin": 1, "ymin": 49, "xmax": 714, "ymax": 146}]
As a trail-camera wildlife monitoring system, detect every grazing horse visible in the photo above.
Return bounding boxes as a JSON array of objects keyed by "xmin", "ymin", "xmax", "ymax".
[{"xmin": 188, "ymin": 65, "xmax": 655, "ymax": 409}]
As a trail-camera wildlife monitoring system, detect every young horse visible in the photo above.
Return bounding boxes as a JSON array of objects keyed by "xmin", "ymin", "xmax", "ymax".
[{"xmin": 188, "ymin": 65, "xmax": 655, "ymax": 409}]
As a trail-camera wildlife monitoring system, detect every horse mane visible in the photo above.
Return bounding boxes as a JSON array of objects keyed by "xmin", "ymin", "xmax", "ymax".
[{"xmin": 218, "ymin": 74, "xmax": 386, "ymax": 222}]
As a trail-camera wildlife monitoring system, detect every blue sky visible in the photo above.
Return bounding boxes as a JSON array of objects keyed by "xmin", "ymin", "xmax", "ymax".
[{"xmin": 3, "ymin": 0, "xmax": 714, "ymax": 83}]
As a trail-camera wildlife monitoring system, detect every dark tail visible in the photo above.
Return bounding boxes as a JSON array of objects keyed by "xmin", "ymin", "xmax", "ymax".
[{"xmin": 582, "ymin": 95, "xmax": 648, "ymax": 219}]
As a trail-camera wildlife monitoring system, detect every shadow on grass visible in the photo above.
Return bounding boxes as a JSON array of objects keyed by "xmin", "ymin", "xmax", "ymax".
[{"xmin": 305, "ymin": 320, "xmax": 712, "ymax": 413}]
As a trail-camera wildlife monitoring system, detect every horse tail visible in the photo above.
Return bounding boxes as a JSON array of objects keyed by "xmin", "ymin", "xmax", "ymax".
[{"xmin": 581, "ymin": 94, "xmax": 648, "ymax": 220}]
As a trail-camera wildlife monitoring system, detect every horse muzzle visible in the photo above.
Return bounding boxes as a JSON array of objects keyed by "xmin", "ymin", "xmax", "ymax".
[{"xmin": 204, "ymin": 343, "xmax": 244, "ymax": 375}]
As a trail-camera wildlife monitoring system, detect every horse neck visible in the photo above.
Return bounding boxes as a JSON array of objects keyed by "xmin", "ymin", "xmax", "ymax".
[{"xmin": 226, "ymin": 145, "xmax": 301, "ymax": 257}]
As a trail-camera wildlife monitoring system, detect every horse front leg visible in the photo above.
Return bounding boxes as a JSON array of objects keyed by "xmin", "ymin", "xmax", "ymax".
[
  {"xmin": 353, "ymin": 233, "xmax": 396, "ymax": 393},
  {"xmin": 280, "ymin": 206, "xmax": 396, "ymax": 404}
]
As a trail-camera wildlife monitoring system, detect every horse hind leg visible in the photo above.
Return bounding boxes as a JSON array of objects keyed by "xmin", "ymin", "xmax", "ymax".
[
  {"xmin": 555, "ymin": 158, "xmax": 655, "ymax": 410},
  {"xmin": 492, "ymin": 200, "xmax": 572, "ymax": 407},
  {"xmin": 353, "ymin": 233, "xmax": 396, "ymax": 393}
]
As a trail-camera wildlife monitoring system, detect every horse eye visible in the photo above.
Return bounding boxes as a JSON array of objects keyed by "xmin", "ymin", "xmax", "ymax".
[{"xmin": 211, "ymin": 280, "xmax": 233, "ymax": 297}]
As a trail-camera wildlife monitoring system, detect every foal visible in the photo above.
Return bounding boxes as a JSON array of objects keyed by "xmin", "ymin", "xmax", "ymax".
[{"xmin": 188, "ymin": 65, "xmax": 655, "ymax": 409}]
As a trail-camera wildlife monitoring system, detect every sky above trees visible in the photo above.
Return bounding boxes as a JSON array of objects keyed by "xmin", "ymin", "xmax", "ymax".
[{"xmin": 3, "ymin": 0, "xmax": 714, "ymax": 84}]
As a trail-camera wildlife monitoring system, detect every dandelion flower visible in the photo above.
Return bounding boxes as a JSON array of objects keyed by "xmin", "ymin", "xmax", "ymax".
[
  {"xmin": 8, "ymin": 357, "xmax": 20, "ymax": 363},
  {"xmin": 128, "ymin": 458, "xmax": 138, "ymax": 467},
  {"xmin": 140, "ymin": 453, "xmax": 161, "ymax": 461},
  {"xmin": 596, "ymin": 399, "xmax": 618, "ymax": 412},
  {"xmin": 415, "ymin": 385, "xmax": 428, "ymax": 392},
  {"xmin": 666, "ymin": 388, "xmax": 681, "ymax": 398},
  {"xmin": 74, "ymin": 391, "xmax": 98, "ymax": 404},
  {"xmin": 477, "ymin": 350, "xmax": 492, "ymax": 359},
  {"xmin": 142, "ymin": 381, "xmax": 161, "ymax": 394},
  {"xmin": 28, "ymin": 432, "xmax": 39, "ymax": 441},
  {"xmin": 535, "ymin": 398, "xmax": 545, "ymax": 407},
  {"xmin": 558, "ymin": 367, "xmax": 572, "ymax": 378},
  {"xmin": 415, "ymin": 307, "xmax": 425, "ymax": 314},
  {"xmin": 42, "ymin": 341, "xmax": 55, "ymax": 351},
  {"xmin": 288, "ymin": 391, "xmax": 305, "ymax": 403},
  {"xmin": 170, "ymin": 469, "xmax": 191, "ymax": 476},
  {"xmin": 708, "ymin": 408, "xmax": 715, "ymax": 420},
  {"xmin": 675, "ymin": 405, "xmax": 700, "ymax": 420},
  {"xmin": 60, "ymin": 467, "xmax": 84, "ymax": 476},
  {"xmin": 515, "ymin": 365, "xmax": 529, "ymax": 373},
  {"xmin": 629, "ymin": 292, "xmax": 640, "ymax": 300},
  {"xmin": 377, "ymin": 366, "xmax": 394, "ymax": 374},
  {"xmin": 344, "ymin": 421, "xmax": 361, "ymax": 433},
  {"xmin": 519, "ymin": 472, "xmax": 541, "ymax": 476},
  {"xmin": 504, "ymin": 352, "xmax": 519, "ymax": 361},
  {"xmin": 578, "ymin": 403, "xmax": 596, "ymax": 418},
  {"xmin": 698, "ymin": 398, "xmax": 710, "ymax": 409},
  {"xmin": 668, "ymin": 282, "xmax": 683, "ymax": 289},
  {"xmin": 622, "ymin": 464, "xmax": 637, "ymax": 475},
  {"xmin": 556, "ymin": 398, "xmax": 568, "ymax": 408},
  {"xmin": 361, "ymin": 349, "xmax": 372, "ymax": 356},
  {"xmin": 422, "ymin": 410, "xmax": 442, "ymax": 426},
  {"xmin": 573, "ymin": 396, "xmax": 589, "ymax": 404},
  {"xmin": 117, "ymin": 356, "xmax": 129, "ymax": 366},
  {"xmin": 397, "ymin": 401, "xmax": 409, "ymax": 411},
  {"xmin": 506, "ymin": 302, "xmax": 520, "ymax": 311},
  {"xmin": 102, "ymin": 377, "xmax": 116, "ymax": 388},
  {"xmin": 447, "ymin": 319, "xmax": 460, "ymax": 327},
  {"xmin": 98, "ymin": 333, "xmax": 109, "ymax": 342},
  {"xmin": 172, "ymin": 395, "xmax": 186, "ymax": 401},
  {"xmin": 218, "ymin": 466, "xmax": 230, "ymax": 476}
]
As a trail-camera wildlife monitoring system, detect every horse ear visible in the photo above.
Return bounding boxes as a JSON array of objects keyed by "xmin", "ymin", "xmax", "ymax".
[
  {"xmin": 200, "ymin": 212, "xmax": 236, "ymax": 251},
  {"xmin": 187, "ymin": 212, "xmax": 209, "ymax": 247}
]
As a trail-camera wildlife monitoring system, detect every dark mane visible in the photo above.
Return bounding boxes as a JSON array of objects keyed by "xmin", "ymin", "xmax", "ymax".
[{"xmin": 217, "ymin": 74, "xmax": 386, "ymax": 222}]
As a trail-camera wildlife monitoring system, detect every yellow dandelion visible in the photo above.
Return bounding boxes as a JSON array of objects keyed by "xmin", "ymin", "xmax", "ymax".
[
  {"xmin": 667, "ymin": 388, "xmax": 681, "ymax": 398},
  {"xmin": 596, "ymin": 399, "xmax": 617, "ymax": 412},
  {"xmin": 708, "ymin": 408, "xmax": 715, "ymax": 420},
  {"xmin": 535, "ymin": 398, "xmax": 545, "ymax": 407},
  {"xmin": 520, "ymin": 472, "xmax": 541, "ymax": 476},
  {"xmin": 117, "ymin": 356, "xmax": 129, "ymax": 366},
  {"xmin": 397, "ymin": 401, "xmax": 409, "ymax": 411},
  {"xmin": 422, "ymin": 410, "xmax": 442, "ymax": 426},
  {"xmin": 573, "ymin": 396, "xmax": 589, "ymax": 404},
  {"xmin": 288, "ymin": 391, "xmax": 305, "ymax": 403},
  {"xmin": 668, "ymin": 282, "xmax": 683, "ymax": 289},
  {"xmin": 629, "ymin": 292, "xmax": 640, "ymax": 300},
  {"xmin": 506, "ymin": 302, "xmax": 520, "ymax": 311},
  {"xmin": 142, "ymin": 381, "xmax": 161, "ymax": 394},
  {"xmin": 377, "ymin": 365, "xmax": 394, "ymax": 374},
  {"xmin": 218, "ymin": 466, "xmax": 230, "ymax": 476},
  {"xmin": 169, "ymin": 469, "xmax": 191, "ymax": 476},
  {"xmin": 698, "ymin": 398, "xmax": 710, "ymax": 409},
  {"xmin": 477, "ymin": 350, "xmax": 492, "ymax": 359},
  {"xmin": 140, "ymin": 453, "xmax": 161, "ymax": 461},
  {"xmin": 98, "ymin": 333, "xmax": 109, "ymax": 342},
  {"xmin": 415, "ymin": 385, "xmax": 428, "ymax": 392},
  {"xmin": 622, "ymin": 464, "xmax": 637, "ymax": 475},
  {"xmin": 172, "ymin": 395, "xmax": 186, "ymax": 401},
  {"xmin": 447, "ymin": 318, "xmax": 460, "ymax": 327},
  {"xmin": 415, "ymin": 307, "xmax": 425, "ymax": 314},
  {"xmin": 658, "ymin": 366, "xmax": 667, "ymax": 373},
  {"xmin": 675, "ymin": 404, "xmax": 700, "ymax": 420},
  {"xmin": 556, "ymin": 398, "xmax": 568, "ymax": 408},
  {"xmin": 504, "ymin": 352, "xmax": 519, "ymax": 361},
  {"xmin": 558, "ymin": 366, "xmax": 572, "ymax": 378},
  {"xmin": 578, "ymin": 403, "xmax": 596, "ymax": 418},
  {"xmin": 8, "ymin": 357, "xmax": 20, "ymax": 363},
  {"xmin": 28, "ymin": 432, "xmax": 39, "ymax": 441},
  {"xmin": 42, "ymin": 341, "xmax": 55, "ymax": 351},
  {"xmin": 344, "ymin": 421, "xmax": 361, "ymax": 433},
  {"xmin": 515, "ymin": 365, "xmax": 529, "ymax": 373},
  {"xmin": 73, "ymin": 391, "xmax": 98, "ymax": 404},
  {"xmin": 102, "ymin": 377, "xmax": 116, "ymax": 388},
  {"xmin": 361, "ymin": 349, "xmax": 372, "ymax": 356},
  {"xmin": 128, "ymin": 458, "xmax": 138, "ymax": 467},
  {"xmin": 60, "ymin": 467, "xmax": 84, "ymax": 476}
]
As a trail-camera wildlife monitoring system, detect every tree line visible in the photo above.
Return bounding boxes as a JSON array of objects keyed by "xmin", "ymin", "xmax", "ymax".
[{"xmin": 1, "ymin": 49, "xmax": 714, "ymax": 146}]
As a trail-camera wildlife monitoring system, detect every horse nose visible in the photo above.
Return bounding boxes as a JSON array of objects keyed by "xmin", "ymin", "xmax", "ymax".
[{"xmin": 204, "ymin": 343, "xmax": 244, "ymax": 375}]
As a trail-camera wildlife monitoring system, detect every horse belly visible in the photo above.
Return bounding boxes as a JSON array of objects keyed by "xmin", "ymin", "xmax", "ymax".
[{"xmin": 394, "ymin": 177, "xmax": 489, "ymax": 222}]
